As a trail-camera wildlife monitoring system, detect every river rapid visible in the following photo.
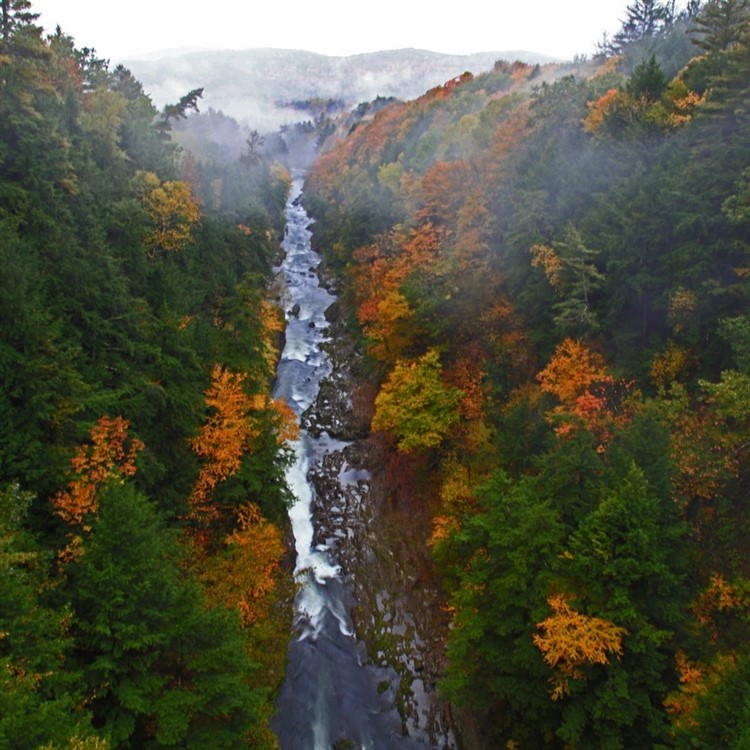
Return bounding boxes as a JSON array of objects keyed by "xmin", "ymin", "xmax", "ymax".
[{"xmin": 270, "ymin": 172, "xmax": 424, "ymax": 750}]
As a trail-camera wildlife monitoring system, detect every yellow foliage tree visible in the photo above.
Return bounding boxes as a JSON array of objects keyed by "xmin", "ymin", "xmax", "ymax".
[
  {"xmin": 534, "ymin": 593, "xmax": 626, "ymax": 700},
  {"xmin": 260, "ymin": 298, "xmax": 285, "ymax": 370},
  {"xmin": 360, "ymin": 288, "xmax": 415, "ymax": 362},
  {"xmin": 41, "ymin": 738, "xmax": 109, "ymax": 750},
  {"xmin": 372, "ymin": 349, "xmax": 462, "ymax": 453},
  {"xmin": 79, "ymin": 88, "xmax": 128, "ymax": 161},
  {"xmin": 530, "ymin": 242, "xmax": 564, "ymax": 290},
  {"xmin": 194, "ymin": 503, "xmax": 286, "ymax": 627},
  {"xmin": 132, "ymin": 170, "xmax": 201, "ymax": 256}
]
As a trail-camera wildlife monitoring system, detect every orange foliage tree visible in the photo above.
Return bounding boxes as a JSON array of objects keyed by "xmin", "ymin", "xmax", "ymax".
[
  {"xmin": 692, "ymin": 573, "xmax": 748, "ymax": 644},
  {"xmin": 193, "ymin": 502, "xmax": 286, "ymax": 627},
  {"xmin": 188, "ymin": 364, "xmax": 298, "ymax": 527},
  {"xmin": 395, "ymin": 221, "xmax": 445, "ymax": 278},
  {"xmin": 418, "ymin": 160, "xmax": 477, "ymax": 228},
  {"xmin": 537, "ymin": 338, "xmax": 608, "ymax": 406},
  {"xmin": 52, "ymin": 415, "xmax": 143, "ymax": 559},
  {"xmin": 352, "ymin": 224, "xmax": 445, "ymax": 363},
  {"xmin": 183, "ymin": 500, "xmax": 291, "ymax": 733},
  {"xmin": 190, "ymin": 366, "xmax": 257, "ymax": 519},
  {"xmin": 454, "ymin": 188, "xmax": 493, "ymax": 273},
  {"xmin": 53, "ymin": 415, "xmax": 143, "ymax": 528},
  {"xmin": 664, "ymin": 650, "xmax": 736, "ymax": 732},
  {"xmin": 536, "ymin": 338, "xmax": 635, "ymax": 449}
]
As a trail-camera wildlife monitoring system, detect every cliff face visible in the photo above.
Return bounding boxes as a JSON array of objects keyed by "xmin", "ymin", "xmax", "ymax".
[{"xmin": 303, "ymin": 264, "xmax": 457, "ymax": 748}]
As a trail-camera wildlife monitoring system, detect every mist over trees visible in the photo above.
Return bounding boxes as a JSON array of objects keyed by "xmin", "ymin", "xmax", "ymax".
[{"xmin": 4, "ymin": 0, "xmax": 750, "ymax": 747}]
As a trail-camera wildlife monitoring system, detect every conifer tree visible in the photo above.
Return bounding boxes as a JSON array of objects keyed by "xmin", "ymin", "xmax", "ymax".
[
  {"xmin": 690, "ymin": 0, "xmax": 750, "ymax": 53},
  {"xmin": 0, "ymin": 484, "xmax": 91, "ymax": 748},
  {"xmin": 0, "ymin": 0, "xmax": 38, "ymax": 52},
  {"xmin": 69, "ymin": 483, "xmax": 263, "ymax": 748}
]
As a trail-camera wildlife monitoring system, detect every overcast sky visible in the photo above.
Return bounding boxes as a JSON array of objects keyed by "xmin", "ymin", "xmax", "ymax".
[{"xmin": 31, "ymin": 0, "xmax": 632, "ymax": 62}]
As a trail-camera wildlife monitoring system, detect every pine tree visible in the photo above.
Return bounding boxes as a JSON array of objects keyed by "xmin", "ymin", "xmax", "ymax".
[
  {"xmin": 441, "ymin": 471, "xmax": 566, "ymax": 747},
  {"xmin": 607, "ymin": 0, "xmax": 672, "ymax": 55},
  {"xmin": 560, "ymin": 464, "xmax": 687, "ymax": 748},
  {"xmin": 689, "ymin": 0, "xmax": 750, "ymax": 53},
  {"xmin": 69, "ymin": 482, "xmax": 263, "ymax": 748},
  {"xmin": 0, "ymin": 484, "xmax": 92, "ymax": 747},
  {"xmin": 0, "ymin": 0, "xmax": 39, "ymax": 53}
]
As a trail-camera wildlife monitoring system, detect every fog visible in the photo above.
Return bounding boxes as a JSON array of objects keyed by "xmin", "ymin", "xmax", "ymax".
[{"xmin": 124, "ymin": 48, "xmax": 549, "ymax": 131}]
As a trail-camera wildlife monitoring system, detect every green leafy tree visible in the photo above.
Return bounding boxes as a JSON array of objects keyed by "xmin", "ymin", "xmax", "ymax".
[{"xmin": 372, "ymin": 349, "xmax": 462, "ymax": 453}]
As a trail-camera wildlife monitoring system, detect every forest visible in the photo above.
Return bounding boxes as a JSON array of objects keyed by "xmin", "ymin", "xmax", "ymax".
[
  {"xmin": 3, "ymin": 0, "xmax": 750, "ymax": 747},
  {"xmin": 0, "ymin": 0, "xmax": 301, "ymax": 746},
  {"xmin": 303, "ymin": 0, "xmax": 750, "ymax": 747}
]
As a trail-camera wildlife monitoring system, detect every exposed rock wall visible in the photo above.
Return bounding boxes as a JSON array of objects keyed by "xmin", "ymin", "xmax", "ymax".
[{"xmin": 303, "ymin": 264, "xmax": 457, "ymax": 749}]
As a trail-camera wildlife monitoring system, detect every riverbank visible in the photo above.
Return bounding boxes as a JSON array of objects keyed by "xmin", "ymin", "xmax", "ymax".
[{"xmin": 303, "ymin": 258, "xmax": 458, "ymax": 748}]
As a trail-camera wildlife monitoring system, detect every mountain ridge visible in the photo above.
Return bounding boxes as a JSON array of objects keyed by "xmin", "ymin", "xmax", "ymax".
[{"xmin": 122, "ymin": 46, "xmax": 558, "ymax": 130}]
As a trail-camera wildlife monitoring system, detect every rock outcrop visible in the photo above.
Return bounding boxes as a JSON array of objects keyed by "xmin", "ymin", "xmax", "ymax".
[{"xmin": 301, "ymin": 262, "xmax": 457, "ymax": 748}]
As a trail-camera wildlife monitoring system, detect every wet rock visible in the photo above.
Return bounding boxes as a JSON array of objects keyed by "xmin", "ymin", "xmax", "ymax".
[
  {"xmin": 302, "ymin": 271, "xmax": 457, "ymax": 749},
  {"xmin": 324, "ymin": 300, "xmax": 340, "ymax": 323}
]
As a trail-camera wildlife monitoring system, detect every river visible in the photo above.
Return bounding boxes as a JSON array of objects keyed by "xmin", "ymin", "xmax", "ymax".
[{"xmin": 270, "ymin": 172, "xmax": 425, "ymax": 750}]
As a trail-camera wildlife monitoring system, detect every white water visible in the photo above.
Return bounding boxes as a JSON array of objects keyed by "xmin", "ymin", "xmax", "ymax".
[{"xmin": 271, "ymin": 172, "xmax": 424, "ymax": 750}]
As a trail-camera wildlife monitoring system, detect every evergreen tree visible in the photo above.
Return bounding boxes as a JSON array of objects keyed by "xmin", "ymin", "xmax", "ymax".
[
  {"xmin": 69, "ymin": 483, "xmax": 263, "ymax": 748},
  {"xmin": 441, "ymin": 472, "xmax": 566, "ymax": 746},
  {"xmin": 607, "ymin": 0, "xmax": 673, "ymax": 55},
  {"xmin": 0, "ymin": 484, "xmax": 91, "ymax": 747},
  {"xmin": 626, "ymin": 54, "xmax": 669, "ymax": 100},
  {"xmin": 689, "ymin": 0, "xmax": 750, "ymax": 53},
  {"xmin": 0, "ymin": 0, "xmax": 38, "ymax": 52},
  {"xmin": 560, "ymin": 465, "xmax": 687, "ymax": 748}
]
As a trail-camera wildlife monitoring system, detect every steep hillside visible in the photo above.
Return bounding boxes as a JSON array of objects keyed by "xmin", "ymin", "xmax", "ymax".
[
  {"xmin": 0, "ymin": 7, "xmax": 296, "ymax": 747},
  {"xmin": 302, "ymin": 1, "xmax": 750, "ymax": 747}
]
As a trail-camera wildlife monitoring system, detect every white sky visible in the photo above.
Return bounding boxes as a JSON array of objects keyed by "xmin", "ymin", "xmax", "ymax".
[{"xmin": 31, "ymin": 0, "xmax": 632, "ymax": 62}]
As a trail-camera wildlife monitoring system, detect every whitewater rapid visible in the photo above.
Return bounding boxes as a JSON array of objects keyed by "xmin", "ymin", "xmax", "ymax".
[{"xmin": 270, "ymin": 172, "xmax": 423, "ymax": 750}]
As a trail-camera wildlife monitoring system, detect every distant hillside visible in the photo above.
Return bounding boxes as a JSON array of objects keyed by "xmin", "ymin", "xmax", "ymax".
[{"xmin": 122, "ymin": 47, "xmax": 557, "ymax": 131}]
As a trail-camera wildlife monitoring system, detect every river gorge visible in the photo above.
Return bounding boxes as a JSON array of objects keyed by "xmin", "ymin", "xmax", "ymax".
[{"xmin": 269, "ymin": 172, "xmax": 455, "ymax": 750}]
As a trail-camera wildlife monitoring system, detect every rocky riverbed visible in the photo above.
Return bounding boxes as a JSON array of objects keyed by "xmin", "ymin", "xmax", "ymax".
[{"xmin": 300, "ymin": 262, "xmax": 458, "ymax": 749}]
